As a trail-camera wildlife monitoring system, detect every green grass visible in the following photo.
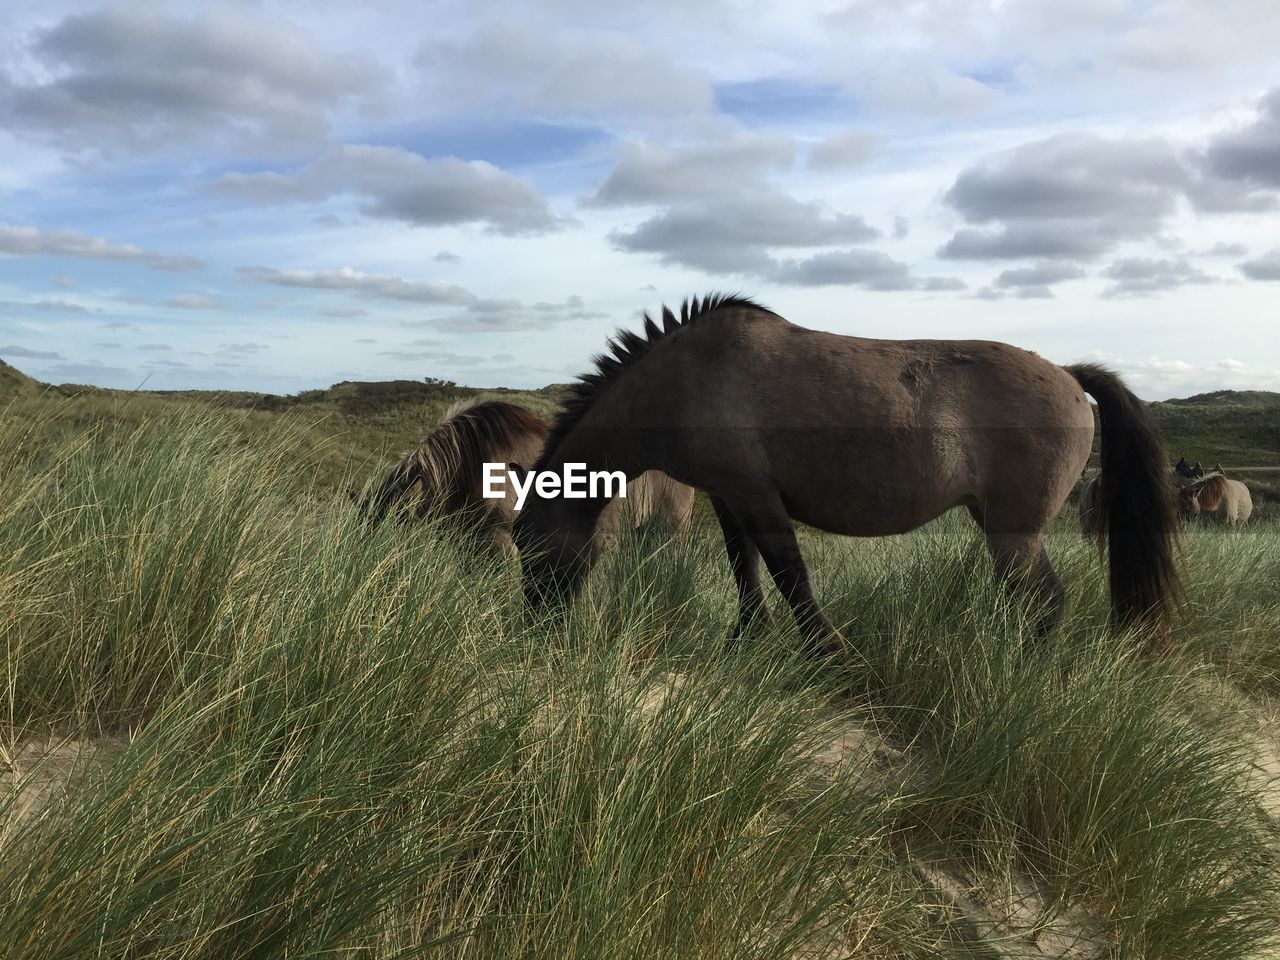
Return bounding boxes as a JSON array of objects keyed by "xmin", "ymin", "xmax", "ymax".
[{"xmin": 1, "ymin": 393, "xmax": 1278, "ymax": 958}]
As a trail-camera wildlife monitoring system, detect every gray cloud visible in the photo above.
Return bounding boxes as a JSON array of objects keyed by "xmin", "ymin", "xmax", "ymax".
[
  {"xmin": 434, "ymin": 250, "xmax": 461, "ymax": 264},
  {"xmin": 1101, "ymin": 257, "xmax": 1215, "ymax": 298},
  {"xmin": 423, "ymin": 294, "xmax": 609, "ymax": 333},
  {"xmin": 236, "ymin": 266, "xmax": 476, "ymax": 306},
  {"xmin": 806, "ymin": 130, "xmax": 880, "ymax": 171},
  {"xmin": 587, "ymin": 135, "xmax": 795, "ymax": 206},
  {"xmin": 0, "ymin": 298, "xmax": 93, "ymax": 315},
  {"xmin": 940, "ymin": 226, "xmax": 1111, "ymax": 261},
  {"xmin": 1200, "ymin": 241, "xmax": 1248, "ymax": 257},
  {"xmin": 0, "ymin": 5, "xmax": 386, "ymax": 155},
  {"xmin": 1200, "ymin": 87, "xmax": 1280, "ymax": 192},
  {"xmin": 319, "ymin": 308, "xmax": 369, "ymax": 318},
  {"xmin": 50, "ymin": 275, "xmax": 77, "ymax": 289},
  {"xmin": 973, "ymin": 284, "xmax": 1054, "ymax": 301},
  {"xmin": 164, "ymin": 293, "xmax": 225, "ymax": 310},
  {"xmin": 43, "ymin": 360, "xmax": 132, "ymax": 383},
  {"xmin": 993, "ymin": 261, "xmax": 1087, "ymax": 295},
  {"xmin": 610, "ymin": 193, "xmax": 879, "ymax": 274},
  {"xmin": 33, "ymin": 299, "xmax": 92, "ymax": 314},
  {"xmin": 768, "ymin": 249, "xmax": 961, "ymax": 292},
  {"xmin": 1239, "ymin": 248, "xmax": 1280, "ymax": 281},
  {"xmin": 212, "ymin": 144, "xmax": 565, "ymax": 236},
  {"xmin": 1, "ymin": 344, "xmax": 63, "ymax": 360},
  {"xmin": 377, "ymin": 348, "xmax": 487, "ymax": 365},
  {"xmin": 219, "ymin": 342, "xmax": 268, "ymax": 356},
  {"xmin": 942, "ymin": 95, "xmax": 1280, "ymax": 267},
  {"xmin": 139, "ymin": 344, "xmax": 172, "ymax": 352},
  {"xmin": 0, "ymin": 223, "xmax": 203, "ymax": 271},
  {"xmin": 940, "ymin": 133, "xmax": 1187, "ymax": 262}
]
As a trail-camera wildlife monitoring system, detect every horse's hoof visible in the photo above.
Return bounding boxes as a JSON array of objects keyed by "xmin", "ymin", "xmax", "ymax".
[{"xmin": 803, "ymin": 630, "xmax": 847, "ymax": 662}]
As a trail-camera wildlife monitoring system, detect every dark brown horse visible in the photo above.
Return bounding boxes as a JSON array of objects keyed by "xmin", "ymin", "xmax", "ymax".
[
  {"xmin": 361, "ymin": 399, "xmax": 694, "ymax": 555},
  {"xmin": 513, "ymin": 294, "xmax": 1182, "ymax": 654}
]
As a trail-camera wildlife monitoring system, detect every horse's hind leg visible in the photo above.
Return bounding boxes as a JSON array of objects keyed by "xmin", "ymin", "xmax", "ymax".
[
  {"xmin": 985, "ymin": 531, "xmax": 1066, "ymax": 638},
  {"xmin": 729, "ymin": 495, "xmax": 845, "ymax": 659},
  {"xmin": 710, "ymin": 496, "xmax": 764, "ymax": 644}
]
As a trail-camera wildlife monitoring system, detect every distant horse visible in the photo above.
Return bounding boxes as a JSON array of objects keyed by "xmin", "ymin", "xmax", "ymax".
[
  {"xmin": 360, "ymin": 399, "xmax": 694, "ymax": 555},
  {"xmin": 1078, "ymin": 476, "xmax": 1099, "ymax": 539},
  {"xmin": 513, "ymin": 294, "xmax": 1182, "ymax": 655},
  {"xmin": 1179, "ymin": 473, "xmax": 1253, "ymax": 525}
]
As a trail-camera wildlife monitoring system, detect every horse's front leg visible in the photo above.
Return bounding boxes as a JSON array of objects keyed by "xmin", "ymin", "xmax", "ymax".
[
  {"xmin": 710, "ymin": 495, "xmax": 764, "ymax": 645},
  {"xmin": 732, "ymin": 495, "xmax": 845, "ymax": 660}
]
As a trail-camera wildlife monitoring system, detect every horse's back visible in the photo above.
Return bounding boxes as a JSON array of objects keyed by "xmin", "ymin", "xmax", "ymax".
[{"xmin": 661, "ymin": 314, "xmax": 1093, "ymax": 533}]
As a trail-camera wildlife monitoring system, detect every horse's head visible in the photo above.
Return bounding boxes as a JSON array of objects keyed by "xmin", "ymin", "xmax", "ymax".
[
  {"xmin": 1178, "ymin": 485, "xmax": 1201, "ymax": 519},
  {"xmin": 510, "ymin": 465, "xmax": 598, "ymax": 609}
]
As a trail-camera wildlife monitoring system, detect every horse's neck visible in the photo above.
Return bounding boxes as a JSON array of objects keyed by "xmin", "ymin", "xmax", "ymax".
[
  {"xmin": 545, "ymin": 404, "xmax": 645, "ymax": 477},
  {"xmin": 539, "ymin": 414, "xmax": 645, "ymax": 528}
]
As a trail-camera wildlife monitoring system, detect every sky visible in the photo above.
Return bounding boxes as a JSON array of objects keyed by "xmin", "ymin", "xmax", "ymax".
[{"xmin": 1, "ymin": 0, "xmax": 1279, "ymax": 400}]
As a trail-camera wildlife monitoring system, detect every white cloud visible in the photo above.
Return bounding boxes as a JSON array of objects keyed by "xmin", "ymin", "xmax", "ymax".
[
  {"xmin": 0, "ymin": 223, "xmax": 204, "ymax": 271},
  {"xmin": 236, "ymin": 266, "xmax": 476, "ymax": 305}
]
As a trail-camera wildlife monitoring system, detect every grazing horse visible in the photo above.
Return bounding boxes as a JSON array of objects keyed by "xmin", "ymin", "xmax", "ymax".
[
  {"xmin": 1078, "ymin": 476, "xmax": 1099, "ymax": 539},
  {"xmin": 1179, "ymin": 473, "xmax": 1253, "ymax": 525},
  {"xmin": 360, "ymin": 399, "xmax": 694, "ymax": 555},
  {"xmin": 513, "ymin": 294, "xmax": 1182, "ymax": 655}
]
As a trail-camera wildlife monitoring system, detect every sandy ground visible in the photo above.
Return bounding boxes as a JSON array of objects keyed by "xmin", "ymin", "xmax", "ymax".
[
  {"xmin": 806, "ymin": 709, "xmax": 1111, "ymax": 959},
  {"xmin": 0, "ymin": 734, "xmax": 123, "ymax": 839}
]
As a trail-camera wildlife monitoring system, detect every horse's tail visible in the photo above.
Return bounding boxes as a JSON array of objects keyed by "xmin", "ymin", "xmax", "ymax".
[
  {"xmin": 359, "ymin": 400, "xmax": 549, "ymax": 528},
  {"xmin": 1065, "ymin": 363, "xmax": 1182, "ymax": 651}
]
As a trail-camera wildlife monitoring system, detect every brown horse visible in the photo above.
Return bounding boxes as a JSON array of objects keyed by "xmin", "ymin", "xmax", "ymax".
[
  {"xmin": 513, "ymin": 294, "xmax": 1182, "ymax": 654},
  {"xmin": 1179, "ymin": 473, "xmax": 1253, "ymax": 524},
  {"xmin": 360, "ymin": 399, "xmax": 694, "ymax": 555}
]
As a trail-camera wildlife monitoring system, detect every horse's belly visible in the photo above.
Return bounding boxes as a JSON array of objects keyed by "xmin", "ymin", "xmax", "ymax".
[{"xmin": 778, "ymin": 462, "xmax": 968, "ymax": 536}]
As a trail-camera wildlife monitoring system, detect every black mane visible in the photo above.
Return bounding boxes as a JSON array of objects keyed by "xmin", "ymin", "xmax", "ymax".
[{"xmin": 535, "ymin": 292, "xmax": 766, "ymax": 471}]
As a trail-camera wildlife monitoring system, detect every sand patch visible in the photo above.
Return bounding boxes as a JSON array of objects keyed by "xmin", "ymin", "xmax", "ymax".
[{"xmin": 0, "ymin": 734, "xmax": 123, "ymax": 836}]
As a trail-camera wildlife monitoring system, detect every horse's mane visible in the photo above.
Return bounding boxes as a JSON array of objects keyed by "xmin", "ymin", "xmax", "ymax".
[
  {"xmin": 535, "ymin": 292, "xmax": 766, "ymax": 471},
  {"xmin": 1186, "ymin": 472, "xmax": 1228, "ymax": 510},
  {"xmin": 363, "ymin": 400, "xmax": 548, "ymax": 525}
]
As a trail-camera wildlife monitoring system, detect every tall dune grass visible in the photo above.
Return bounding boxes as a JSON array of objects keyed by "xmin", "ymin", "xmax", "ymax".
[{"xmin": 1, "ymin": 406, "xmax": 1276, "ymax": 958}]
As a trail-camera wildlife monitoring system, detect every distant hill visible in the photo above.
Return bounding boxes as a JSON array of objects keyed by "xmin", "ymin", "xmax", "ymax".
[
  {"xmin": 1151, "ymin": 390, "xmax": 1280, "ymax": 468},
  {"xmin": 0, "ymin": 358, "xmax": 41, "ymax": 398}
]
